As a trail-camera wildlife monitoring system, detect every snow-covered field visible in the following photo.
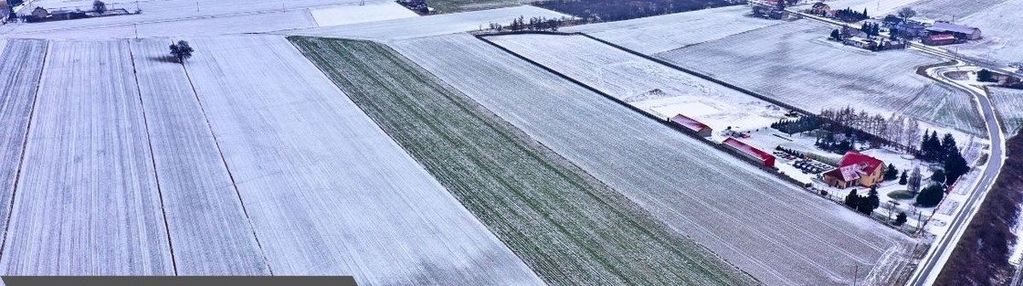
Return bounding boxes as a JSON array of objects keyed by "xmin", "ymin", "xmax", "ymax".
[
  {"xmin": 487, "ymin": 33, "xmax": 789, "ymax": 142},
  {"xmin": 310, "ymin": 2, "xmax": 418, "ymax": 27},
  {"xmin": 0, "ymin": 39, "xmax": 48, "ymax": 272},
  {"xmin": 951, "ymin": 0, "xmax": 1023, "ymax": 66},
  {"xmin": 657, "ymin": 20, "xmax": 986, "ymax": 137},
  {"xmin": 0, "ymin": 35, "xmax": 540, "ymax": 281},
  {"xmin": 908, "ymin": 0, "xmax": 1006, "ymax": 21},
  {"xmin": 1, "ymin": 40, "xmax": 174, "ymax": 274},
  {"xmin": 903, "ymin": 0, "xmax": 1022, "ymax": 66},
  {"xmin": 179, "ymin": 35, "xmax": 538, "ymax": 283},
  {"xmin": 0, "ymin": 0, "xmax": 414, "ymax": 39},
  {"xmin": 564, "ymin": 5, "xmax": 782, "ymax": 54},
  {"xmin": 990, "ymin": 87, "xmax": 1023, "ymax": 135},
  {"xmin": 392, "ymin": 33, "xmax": 917, "ymax": 285},
  {"xmin": 287, "ymin": 5, "xmax": 569, "ymax": 41},
  {"xmin": 129, "ymin": 40, "xmax": 270, "ymax": 275}
]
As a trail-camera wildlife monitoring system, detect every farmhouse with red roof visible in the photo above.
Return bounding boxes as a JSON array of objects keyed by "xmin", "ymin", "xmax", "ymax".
[{"xmin": 822, "ymin": 151, "xmax": 886, "ymax": 189}]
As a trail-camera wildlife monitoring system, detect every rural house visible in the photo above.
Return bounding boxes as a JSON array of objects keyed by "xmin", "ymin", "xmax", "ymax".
[
  {"xmin": 822, "ymin": 152, "xmax": 885, "ymax": 188},
  {"xmin": 923, "ymin": 33, "xmax": 957, "ymax": 46},
  {"xmin": 927, "ymin": 22, "xmax": 982, "ymax": 40},
  {"xmin": 669, "ymin": 114, "xmax": 712, "ymax": 138},
  {"xmin": 723, "ymin": 138, "xmax": 776, "ymax": 168}
]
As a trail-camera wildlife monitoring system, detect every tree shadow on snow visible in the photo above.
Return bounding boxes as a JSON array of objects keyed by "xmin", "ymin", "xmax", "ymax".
[{"xmin": 149, "ymin": 55, "xmax": 181, "ymax": 64}]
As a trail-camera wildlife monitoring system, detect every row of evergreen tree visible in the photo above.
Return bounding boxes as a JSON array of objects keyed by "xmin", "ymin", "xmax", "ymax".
[
  {"xmin": 489, "ymin": 16, "xmax": 566, "ymax": 32},
  {"xmin": 834, "ymin": 7, "xmax": 869, "ymax": 22},
  {"xmin": 918, "ymin": 131, "xmax": 970, "ymax": 186}
]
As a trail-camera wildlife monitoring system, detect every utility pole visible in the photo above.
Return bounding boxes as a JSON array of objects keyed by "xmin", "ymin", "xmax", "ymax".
[{"xmin": 853, "ymin": 265, "xmax": 859, "ymax": 286}]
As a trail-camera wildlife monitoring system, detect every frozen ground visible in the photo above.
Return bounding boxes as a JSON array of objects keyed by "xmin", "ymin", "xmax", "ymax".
[
  {"xmin": 952, "ymin": 0, "xmax": 1023, "ymax": 67},
  {"xmin": 293, "ymin": 36, "xmax": 754, "ymax": 285},
  {"xmin": 0, "ymin": 39, "xmax": 47, "ymax": 272},
  {"xmin": 990, "ymin": 87, "xmax": 1023, "ymax": 135},
  {"xmin": 0, "ymin": 35, "xmax": 540, "ymax": 282},
  {"xmin": 907, "ymin": 0, "xmax": 1022, "ymax": 66},
  {"xmin": 657, "ymin": 20, "xmax": 986, "ymax": 137},
  {"xmin": 428, "ymin": 0, "xmax": 534, "ymax": 13},
  {"xmin": 310, "ymin": 2, "xmax": 418, "ymax": 27},
  {"xmin": 129, "ymin": 40, "xmax": 270, "ymax": 275},
  {"xmin": 286, "ymin": 5, "xmax": 569, "ymax": 41},
  {"xmin": 0, "ymin": 0, "xmax": 405, "ymax": 39},
  {"xmin": 564, "ymin": 5, "xmax": 782, "ymax": 54},
  {"xmin": 1, "ymin": 40, "xmax": 174, "ymax": 274},
  {"xmin": 908, "ymin": 0, "xmax": 1007, "ymax": 21},
  {"xmin": 486, "ymin": 33, "xmax": 789, "ymax": 142},
  {"xmin": 393, "ymin": 33, "xmax": 917, "ymax": 285},
  {"xmin": 179, "ymin": 35, "xmax": 538, "ymax": 283}
]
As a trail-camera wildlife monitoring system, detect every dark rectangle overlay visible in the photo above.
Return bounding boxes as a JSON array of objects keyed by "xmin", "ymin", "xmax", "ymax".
[{"xmin": 2, "ymin": 276, "xmax": 357, "ymax": 286}]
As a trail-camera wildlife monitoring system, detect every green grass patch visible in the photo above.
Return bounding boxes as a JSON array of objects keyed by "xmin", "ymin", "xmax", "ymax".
[{"xmin": 289, "ymin": 36, "xmax": 757, "ymax": 286}]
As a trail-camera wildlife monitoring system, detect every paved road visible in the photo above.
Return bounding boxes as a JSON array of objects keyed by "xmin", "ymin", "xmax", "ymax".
[
  {"xmin": 787, "ymin": 10, "xmax": 1009, "ymax": 285},
  {"xmin": 907, "ymin": 63, "xmax": 1006, "ymax": 285}
]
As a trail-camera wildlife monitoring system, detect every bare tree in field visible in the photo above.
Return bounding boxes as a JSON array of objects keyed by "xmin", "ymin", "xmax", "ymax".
[
  {"xmin": 898, "ymin": 7, "xmax": 917, "ymax": 20},
  {"xmin": 169, "ymin": 40, "xmax": 194, "ymax": 63},
  {"xmin": 93, "ymin": 0, "xmax": 107, "ymax": 14}
]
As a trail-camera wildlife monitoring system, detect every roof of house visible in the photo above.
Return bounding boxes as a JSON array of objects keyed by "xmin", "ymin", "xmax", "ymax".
[
  {"xmin": 838, "ymin": 151, "xmax": 884, "ymax": 174},
  {"xmin": 824, "ymin": 164, "xmax": 864, "ymax": 182},
  {"xmin": 927, "ymin": 22, "xmax": 980, "ymax": 34},
  {"xmin": 670, "ymin": 114, "xmax": 711, "ymax": 132},
  {"xmin": 723, "ymin": 138, "xmax": 774, "ymax": 162}
]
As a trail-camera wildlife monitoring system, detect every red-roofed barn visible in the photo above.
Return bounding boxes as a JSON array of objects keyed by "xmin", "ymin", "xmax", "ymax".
[
  {"xmin": 723, "ymin": 138, "xmax": 775, "ymax": 168},
  {"xmin": 670, "ymin": 114, "xmax": 712, "ymax": 138},
  {"xmin": 823, "ymin": 151, "xmax": 885, "ymax": 188}
]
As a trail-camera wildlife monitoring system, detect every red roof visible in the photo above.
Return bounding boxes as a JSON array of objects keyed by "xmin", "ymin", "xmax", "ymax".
[
  {"xmin": 929, "ymin": 33, "xmax": 956, "ymax": 41},
  {"xmin": 823, "ymin": 164, "xmax": 864, "ymax": 182},
  {"xmin": 670, "ymin": 114, "xmax": 711, "ymax": 132},
  {"xmin": 838, "ymin": 151, "xmax": 884, "ymax": 173},
  {"xmin": 723, "ymin": 138, "xmax": 775, "ymax": 168}
]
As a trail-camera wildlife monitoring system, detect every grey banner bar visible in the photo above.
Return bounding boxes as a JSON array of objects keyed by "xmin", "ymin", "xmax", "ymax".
[{"xmin": 2, "ymin": 276, "xmax": 357, "ymax": 286}]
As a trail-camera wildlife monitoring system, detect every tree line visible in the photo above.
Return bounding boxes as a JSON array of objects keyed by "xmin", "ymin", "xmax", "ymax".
[{"xmin": 489, "ymin": 16, "xmax": 567, "ymax": 32}]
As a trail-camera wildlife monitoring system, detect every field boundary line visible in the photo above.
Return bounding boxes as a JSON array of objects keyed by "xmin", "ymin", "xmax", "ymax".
[
  {"xmin": 0, "ymin": 40, "xmax": 49, "ymax": 262},
  {"xmin": 128, "ymin": 41, "xmax": 178, "ymax": 275},
  {"xmin": 178, "ymin": 50, "xmax": 276, "ymax": 275}
]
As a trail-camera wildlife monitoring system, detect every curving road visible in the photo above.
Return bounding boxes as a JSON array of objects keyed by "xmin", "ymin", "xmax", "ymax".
[{"xmin": 906, "ymin": 62, "xmax": 1006, "ymax": 286}]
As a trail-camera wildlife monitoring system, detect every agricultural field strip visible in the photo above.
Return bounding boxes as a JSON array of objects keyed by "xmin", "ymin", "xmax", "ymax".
[
  {"xmin": 292, "ymin": 36, "xmax": 755, "ymax": 285},
  {"xmin": 1, "ymin": 0, "xmax": 388, "ymax": 37},
  {"xmin": 485, "ymin": 33, "xmax": 785, "ymax": 139},
  {"xmin": 393, "ymin": 33, "xmax": 916, "ymax": 285},
  {"xmin": 1, "ymin": 40, "xmax": 174, "ymax": 274},
  {"xmin": 182, "ymin": 35, "xmax": 537, "ymax": 284},
  {"xmin": 285, "ymin": 5, "xmax": 569, "ymax": 41},
  {"xmin": 563, "ymin": 5, "xmax": 783, "ymax": 54},
  {"xmin": 485, "ymin": 32, "xmax": 906, "ymax": 279},
  {"xmin": 427, "ymin": 0, "xmax": 534, "ymax": 13},
  {"xmin": 0, "ymin": 39, "xmax": 46, "ymax": 266},
  {"xmin": 129, "ymin": 40, "xmax": 271, "ymax": 275},
  {"xmin": 989, "ymin": 87, "xmax": 1023, "ymax": 135},
  {"xmin": 656, "ymin": 20, "xmax": 985, "ymax": 137},
  {"xmin": 953, "ymin": 0, "xmax": 1023, "ymax": 66},
  {"xmin": 309, "ymin": 2, "xmax": 419, "ymax": 27},
  {"xmin": 4, "ymin": 11, "xmax": 320, "ymax": 40}
]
